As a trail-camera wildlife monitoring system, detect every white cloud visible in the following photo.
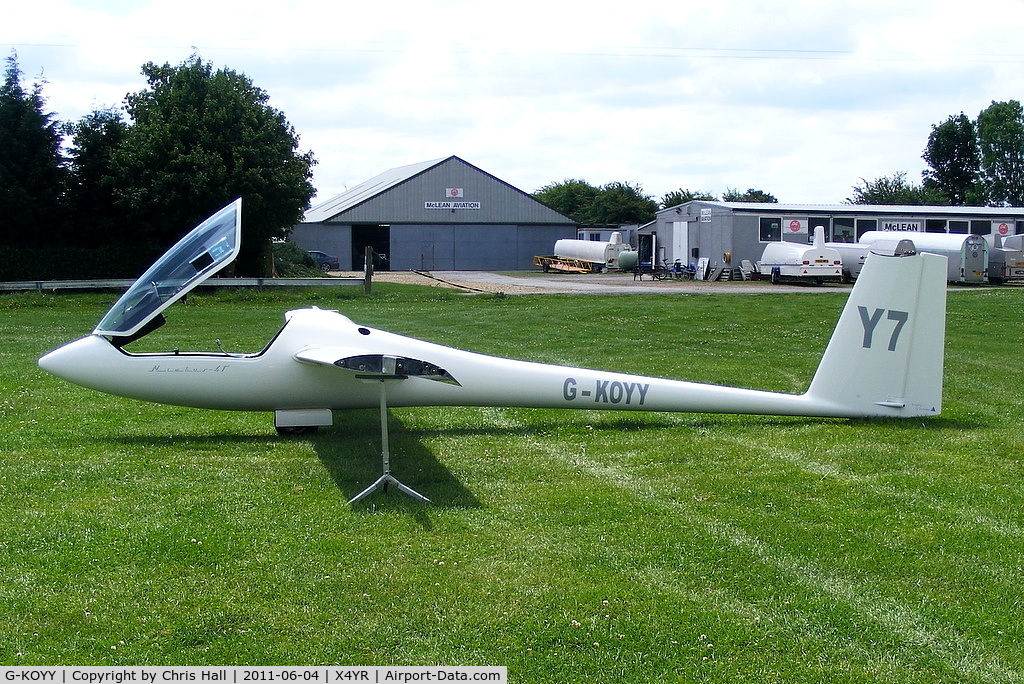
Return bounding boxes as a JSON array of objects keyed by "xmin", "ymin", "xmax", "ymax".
[{"xmin": 6, "ymin": 0, "xmax": 1024, "ymax": 205}]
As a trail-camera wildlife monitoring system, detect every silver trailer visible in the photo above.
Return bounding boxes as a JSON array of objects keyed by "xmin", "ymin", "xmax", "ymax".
[
  {"xmin": 859, "ymin": 231, "xmax": 988, "ymax": 283},
  {"xmin": 984, "ymin": 234, "xmax": 1024, "ymax": 283},
  {"xmin": 826, "ymin": 238, "xmax": 917, "ymax": 281}
]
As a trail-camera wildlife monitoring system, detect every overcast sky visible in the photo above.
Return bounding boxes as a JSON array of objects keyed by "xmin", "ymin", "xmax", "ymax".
[{"xmin": 7, "ymin": 0, "xmax": 1024, "ymax": 206}]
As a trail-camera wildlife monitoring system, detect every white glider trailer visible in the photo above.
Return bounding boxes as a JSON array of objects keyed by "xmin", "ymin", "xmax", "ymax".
[
  {"xmin": 859, "ymin": 231, "xmax": 989, "ymax": 283},
  {"xmin": 533, "ymin": 232, "xmax": 639, "ymax": 272},
  {"xmin": 758, "ymin": 226, "xmax": 843, "ymax": 284}
]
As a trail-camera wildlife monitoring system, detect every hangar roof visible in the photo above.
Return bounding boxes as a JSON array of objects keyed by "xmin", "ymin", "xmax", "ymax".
[
  {"xmin": 665, "ymin": 200, "xmax": 1024, "ymax": 217},
  {"xmin": 303, "ymin": 158, "xmax": 446, "ymax": 223},
  {"xmin": 302, "ymin": 155, "xmax": 573, "ymax": 225}
]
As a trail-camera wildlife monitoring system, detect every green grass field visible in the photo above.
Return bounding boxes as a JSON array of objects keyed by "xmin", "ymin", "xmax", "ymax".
[{"xmin": 2, "ymin": 282, "xmax": 1023, "ymax": 682}]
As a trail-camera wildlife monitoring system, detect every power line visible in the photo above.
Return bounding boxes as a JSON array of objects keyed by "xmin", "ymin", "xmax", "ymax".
[{"xmin": 8, "ymin": 39, "xmax": 1024, "ymax": 64}]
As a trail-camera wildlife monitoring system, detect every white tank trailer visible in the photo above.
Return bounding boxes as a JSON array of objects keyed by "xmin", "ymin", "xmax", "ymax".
[
  {"xmin": 826, "ymin": 237, "xmax": 917, "ymax": 281},
  {"xmin": 548, "ymin": 232, "xmax": 639, "ymax": 271},
  {"xmin": 859, "ymin": 231, "xmax": 988, "ymax": 283}
]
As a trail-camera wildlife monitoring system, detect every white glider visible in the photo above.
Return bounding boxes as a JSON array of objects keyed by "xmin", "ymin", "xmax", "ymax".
[{"xmin": 39, "ymin": 200, "xmax": 946, "ymax": 500}]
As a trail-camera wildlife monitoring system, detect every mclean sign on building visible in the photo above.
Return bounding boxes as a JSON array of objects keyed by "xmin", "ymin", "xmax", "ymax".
[
  {"xmin": 425, "ymin": 201, "xmax": 481, "ymax": 210},
  {"xmin": 882, "ymin": 221, "xmax": 923, "ymax": 231}
]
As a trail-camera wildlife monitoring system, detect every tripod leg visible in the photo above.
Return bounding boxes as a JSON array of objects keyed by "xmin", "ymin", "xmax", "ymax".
[
  {"xmin": 348, "ymin": 380, "xmax": 431, "ymax": 504},
  {"xmin": 380, "ymin": 380, "xmax": 391, "ymax": 475}
]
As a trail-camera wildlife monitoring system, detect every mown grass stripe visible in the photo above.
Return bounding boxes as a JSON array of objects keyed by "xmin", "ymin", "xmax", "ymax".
[{"xmin": 566, "ymin": 447, "xmax": 1022, "ymax": 682}]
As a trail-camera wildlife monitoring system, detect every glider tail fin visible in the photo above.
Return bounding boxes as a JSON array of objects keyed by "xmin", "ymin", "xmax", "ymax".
[{"xmin": 806, "ymin": 249, "xmax": 946, "ymax": 418}]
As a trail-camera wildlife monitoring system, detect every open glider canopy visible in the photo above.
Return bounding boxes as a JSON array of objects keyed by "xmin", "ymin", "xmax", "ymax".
[{"xmin": 94, "ymin": 199, "xmax": 242, "ymax": 339}]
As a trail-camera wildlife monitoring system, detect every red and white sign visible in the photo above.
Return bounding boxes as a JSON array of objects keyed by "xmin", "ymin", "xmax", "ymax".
[
  {"xmin": 786, "ymin": 218, "xmax": 808, "ymax": 234},
  {"xmin": 446, "ymin": 188, "xmax": 464, "ymax": 198},
  {"xmin": 996, "ymin": 221, "xmax": 1014, "ymax": 236}
]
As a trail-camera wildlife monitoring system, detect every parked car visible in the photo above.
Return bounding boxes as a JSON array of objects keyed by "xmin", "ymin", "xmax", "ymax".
[{"xmin": 308, "ymin": 250, "xmax": 340, "ymax": 272}]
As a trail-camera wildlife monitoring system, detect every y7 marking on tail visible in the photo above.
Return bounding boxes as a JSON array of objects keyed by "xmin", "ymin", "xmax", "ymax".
[{"xmin": 859, "ymin": 306, "xmax": 909, "ymax": 351}]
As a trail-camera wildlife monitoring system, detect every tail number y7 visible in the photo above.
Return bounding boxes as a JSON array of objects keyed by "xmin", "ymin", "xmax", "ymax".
[{"xmin": 859, "ymin": 307, "xmax": 909, "ymax": 351}]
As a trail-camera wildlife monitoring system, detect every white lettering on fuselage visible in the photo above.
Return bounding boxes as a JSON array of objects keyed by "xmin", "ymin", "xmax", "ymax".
[{"xmin": 563, "ymin": 377, "xmax": 650, "ymax": 405}]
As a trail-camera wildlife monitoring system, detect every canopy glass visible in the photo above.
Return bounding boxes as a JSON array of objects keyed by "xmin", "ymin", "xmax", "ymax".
[{"xmin": 94, "ymin": 199, "xmax": 242, "ymax": 337}]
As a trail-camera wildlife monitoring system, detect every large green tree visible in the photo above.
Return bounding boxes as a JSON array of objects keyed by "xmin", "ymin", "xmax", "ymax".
[
  {"xmin": 922, "ymin": 113, "xmax": 982, "ymax": 205},
  {"xmin": 722, "ymin": 187, "xmax": 778, "ymax": 203},
  {"xmin": 587, "ymin": 181, "xmax": 658, "ymax": 224},
  {"xmin": 63, "ymin": 107, "xmax": 130, "ymax": 246},
  {"xmin": 532, "ymin": 179, "xmax": 601, "ymax": 223},
  {"xmin": 660, "ymin": 188, "xmax": 717, "ymax": 208},
  {"xmin": 533, "ymin": 179, "xmax": 657, "ymax": 224},
  {"xmin": 110, "ymin": 55, "xmax": 316, "ymax": 275},
  {"xmin": 847, "ymin": 172, "xmax": 947, "ymax": 205},
  {"xmin": 976, "ymin": 100, "xmax": 1024, "ymax": 206},
  {"xmin": 0, "ymin": 51, "xmax": 66, "ymax": 247}
]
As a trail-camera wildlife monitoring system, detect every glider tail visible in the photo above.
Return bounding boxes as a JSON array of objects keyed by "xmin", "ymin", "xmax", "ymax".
[{"xmin": 805, "ymin": 249, "xmax": 946, "ymax": 418}]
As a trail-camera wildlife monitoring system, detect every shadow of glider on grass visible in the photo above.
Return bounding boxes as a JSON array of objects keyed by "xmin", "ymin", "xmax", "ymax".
[{"xmin": 39, "ymin": 199, "xmax": 947, "ymax": 502}]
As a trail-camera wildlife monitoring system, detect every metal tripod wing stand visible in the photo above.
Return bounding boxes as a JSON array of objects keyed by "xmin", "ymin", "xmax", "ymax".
[{"xmin": 348, "ymin": 376, "xmax": 430, "ymax": 504}]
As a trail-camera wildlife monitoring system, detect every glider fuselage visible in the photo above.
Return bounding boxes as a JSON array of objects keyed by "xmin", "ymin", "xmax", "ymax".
[{"xmin": 41, "ymin": 307, "xmax": 836, "ymax": 417}]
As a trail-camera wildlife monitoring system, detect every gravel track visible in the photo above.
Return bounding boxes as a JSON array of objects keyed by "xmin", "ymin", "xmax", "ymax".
[{"xmin": 332, "ymin": 270, "xmax": 851, "ymax": 295}]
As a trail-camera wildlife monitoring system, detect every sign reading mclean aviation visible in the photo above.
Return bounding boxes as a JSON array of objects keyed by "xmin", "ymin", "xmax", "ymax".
[
  {"xmin": 425, "ymin": 201, "xmax": 481, "ymax": 209},
  {"xmin": 39, "ymin": 200, "xmax": 948, "ymax": 504}
]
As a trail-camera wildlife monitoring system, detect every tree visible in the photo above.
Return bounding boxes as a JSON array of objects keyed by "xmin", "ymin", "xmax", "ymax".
[
  {"xmin": 110, "ymin": 54, "xmax": 316, "ymax": 275},
  {"xmin": 63, "ymin": 107, "xmax": 130, "ymax": 245},
  {"xmin": 846, "ymin": 172, "xmax": 947, "ymax": 205},
  {"xmin": 587, "ymin": 181, "xmax": 658, "ymax": 225},
  {"xmin": 976, "ymin": 100, "xmax": 1024, "ymax": 206},
  {"xmin": 722, "ymin": 187, "xmax": 778, "ymax": 203},
  {"xmin": 922, "ymin": 113, "xmax": 982, "ymax": 206},
  {"xmin": 0, "ymin": 51, "xmax": 66, "ymax": 247},
  {"xmin": 533, "ymin": 179, "xmax": 657, "ymax": 224},
  {"xmin": 660, "ymin": 188, "xmax": 717, "ymax": 208},
  {"xmin": 532, "ymin": 179, "xmax": 600, "ymax": 223}
]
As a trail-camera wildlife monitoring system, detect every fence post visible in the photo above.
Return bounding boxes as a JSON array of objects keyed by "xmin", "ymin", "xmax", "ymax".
[{"xmin": 364, "ymin": 246, "xmax": 373, "ymax": 294}]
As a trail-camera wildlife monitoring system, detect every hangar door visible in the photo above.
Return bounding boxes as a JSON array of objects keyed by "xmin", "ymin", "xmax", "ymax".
[
  {"xmin": 389, "ymin": 225, "xmax": 455, "ymax": 270},
  {"xmin": 352, "ymin": 224, "xmax": 391, "ymax": 271}
]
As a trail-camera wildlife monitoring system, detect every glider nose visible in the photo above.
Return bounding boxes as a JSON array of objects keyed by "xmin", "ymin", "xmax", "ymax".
[{"xmin": 39, "ymin": 335, "xmax": 117, "ymax": 388}]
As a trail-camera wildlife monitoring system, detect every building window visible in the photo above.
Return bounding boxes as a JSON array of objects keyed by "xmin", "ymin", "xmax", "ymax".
[
  {"xmin": 760, "ymin": 217, "xmax": 781, "ymax": 241},
  {"xmin": 809, "ymin": 217, "xmax": 831, "ymax": 241},
  {"xmin": 926, "ymin": 219, "xmax": 947, "ymax": 233},
  {"xmin": 833, "ymin": 217, "xmax": 856, "ymax": 243},
  {"xmin": 948, "ymin": 220, "xmax": 969, "ymax": 234},
  {"xmin": 856, "ymin": 219, "xmax": 877, "ymax": 238},
  {"xmin": 971, "ymin": 220, "xmax": 991, "ymax": 235},
  {"xmin": 589, "ymin": 233, "xmax": 602, "ymax": 241}
]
